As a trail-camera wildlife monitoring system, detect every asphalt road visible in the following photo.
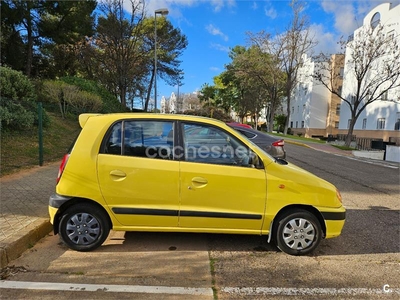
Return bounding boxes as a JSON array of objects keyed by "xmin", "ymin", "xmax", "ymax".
[{"xmin": 1, "ymin": 143, "xmax": 399, "ymax": 299}]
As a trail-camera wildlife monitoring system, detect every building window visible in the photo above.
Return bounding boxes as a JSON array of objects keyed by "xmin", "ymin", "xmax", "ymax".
[
  {"xmin": 301, "ymin": 121, "xmax": 304, "ymax": 128},
  {"xmin": 395, "ymin": 113, "xmax": 400, "ymax": 130},
  {"xmin": 296, "ymin": 121, "xmax": 298, "ymax": 128},
  {"xmin": 377, "ymin": 118, "xmax": 385, "ymax": 129},
  {"xmin": 362, "ymin": 118, "xmax": 367, "ymax": 129},
  {"xmin": 335, "ymin": 122, "xmax": 339, "ymax": 129},
  {"xmin": 297, "ymin": 106, "xmax": 299, "ymax": 113},
  {"xmin": 291, "ymin": 106, "xmax": 294, "ymax": 114},
  {"xmin": 337, "ymin": 86, "xmax": 342, "ymax": 96},
  {"xmin": 336, "ymin": 104, "xmax": 341, "ymax": 115},
  {"xmin": 290, "ymin": 121, "xmax": 293, "ymax": 128},
  {"xmin": 303, "ymin": 104, "xmax": 306, "ymax": 112},
  {"xmin": 347, "ymin": 119, "xmax": 351, "ymax": 129},
  {"xmin": 370, "ymin": 12, "xmax": 380, "ymax": 29}
]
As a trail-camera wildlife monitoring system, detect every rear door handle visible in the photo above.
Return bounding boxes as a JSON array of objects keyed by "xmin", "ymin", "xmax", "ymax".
[{"xmin": 110, "ymin": 170, "xmax": 126, "ymax": 180}]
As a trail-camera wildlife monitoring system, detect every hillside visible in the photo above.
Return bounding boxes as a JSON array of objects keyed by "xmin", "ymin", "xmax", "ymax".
[{"xmin": 1, "ymin": 113, "xmax": 81, "ymax": 177}]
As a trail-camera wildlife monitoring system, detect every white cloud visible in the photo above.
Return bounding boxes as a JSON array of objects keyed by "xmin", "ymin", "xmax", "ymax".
[
  {"xmin": 206, "ymin": 24, "xmax": 229, "ymax": 41},
  {"xmin": 264, "ymin": 7, "xmax": 277, "ymax": 19},
  {"xmin": 309, "ymin": 23, "xmax": 341, "ymax": 55},
  {"xmin": 210, "ymin": 66, "xmax": 221, "ymax": 72},
  {"xmin": 210, "ymin": 43, "xmax": 230, "ymax": 52},
  {"xmin": 211, "ymin": 0, "xmax": 236, "ymax": 12}
]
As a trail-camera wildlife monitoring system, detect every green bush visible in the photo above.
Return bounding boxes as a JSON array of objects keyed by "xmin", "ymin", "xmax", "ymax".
[
  {"xmin": 60, "ymin": 77, "xmax": 125, "ymax": 113},
  {"xmin": 0, "ymin": 66, "xmax": 48, "ymax": 130}
]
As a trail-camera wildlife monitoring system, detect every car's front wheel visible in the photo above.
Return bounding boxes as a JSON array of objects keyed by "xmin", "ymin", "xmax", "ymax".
[
  {"xmin": 59, "ymin": 203, "xmax": 110, "ymax": 251},
  {"xmin": 275, "ymin": 210, "xmax": 322, "ymax": 255}
]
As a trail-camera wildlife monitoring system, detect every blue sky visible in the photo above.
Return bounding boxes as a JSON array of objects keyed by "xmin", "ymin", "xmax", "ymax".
[{"xmin": 139, "ymin": 0, "xmax": 400, "ymax": 105}]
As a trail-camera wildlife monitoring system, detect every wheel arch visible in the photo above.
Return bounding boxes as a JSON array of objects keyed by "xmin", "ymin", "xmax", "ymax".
[
  {"xmin": 53, "ymin": 198, "xmax": 112, "ymax": 235},
  {"xmin": 269, "ymin": 204, "xmax": 326, "ymax": 243}
]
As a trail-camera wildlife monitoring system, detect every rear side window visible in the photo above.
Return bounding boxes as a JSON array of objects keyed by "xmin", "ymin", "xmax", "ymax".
[
  {"xmin": 237, "ymin": 129, "xmax": 257, "ymax": 139},
  {"xmin": 103, "ymin": 120, "xmax": 174, "ymax": 160}
]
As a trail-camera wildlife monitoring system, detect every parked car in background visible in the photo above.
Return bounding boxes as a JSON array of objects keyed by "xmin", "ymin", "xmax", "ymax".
[
  {"xmin": 49, "ymin": 113, "xmax": 345, "ymax": 256},
  {"xmin": 227, "ymin": 123, "xmax": 286, "ymax": 159}
]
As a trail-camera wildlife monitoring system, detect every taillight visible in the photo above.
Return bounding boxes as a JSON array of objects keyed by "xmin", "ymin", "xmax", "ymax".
[
  {"xmin": 272, "ymin": 139, "xmax": 285, "ymax": 147},
  {"xmin": 56, "ymin": 154, "xmax": 70, "ymax": 184}
]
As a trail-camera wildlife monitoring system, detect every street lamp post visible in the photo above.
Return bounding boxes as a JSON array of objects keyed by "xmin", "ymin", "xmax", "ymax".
[
  {"xmin": 154, "ymin": 8, "xmax": 169, "ymax": 113},
  {"xmin": 177, "ymin": 71, "xmax": 184, "ymax": 113}
]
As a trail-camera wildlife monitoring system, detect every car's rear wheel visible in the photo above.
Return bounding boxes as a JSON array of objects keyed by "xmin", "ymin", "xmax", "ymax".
[
  {"xmin": 59, "ymin": 203, "xmax": 110, "ymax": 251},
  {"xmin": 275, "ymin": 210, "xmax": 322, "ymax": 255}
]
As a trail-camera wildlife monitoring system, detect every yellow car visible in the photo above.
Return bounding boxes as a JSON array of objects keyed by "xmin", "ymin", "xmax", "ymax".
[{"xmin": 49, "ymin": 113, "xmax": 345, "ymax": 256}]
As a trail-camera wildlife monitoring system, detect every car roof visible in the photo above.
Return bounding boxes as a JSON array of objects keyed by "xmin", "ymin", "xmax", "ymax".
[{"xmin": 79, "ymin": 113, "xmax": 227, "ymax": 129}]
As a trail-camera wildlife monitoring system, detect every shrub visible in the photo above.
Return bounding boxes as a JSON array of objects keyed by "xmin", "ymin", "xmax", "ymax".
[
  {"xmin": 0, "ymin": 66, "xmax": 48, "ymax": 130},
  {"xmin": 60, "ymin": 77, "xmax": 125, "ymax": 113}
]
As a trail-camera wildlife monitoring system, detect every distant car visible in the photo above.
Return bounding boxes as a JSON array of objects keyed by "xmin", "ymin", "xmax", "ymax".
[
  {"xmin": 226, "ymin": 122, "xmax": 252, "ymax": 129},
  {"xmin": 228, "ymin": 124, "xmax": 286, "ymax": 159}
]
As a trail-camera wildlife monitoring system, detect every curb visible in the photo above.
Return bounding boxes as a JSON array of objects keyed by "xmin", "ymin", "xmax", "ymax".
[
  {"xmin": 285, "ymin": 140, "xmax": 311, "ymax": 148},
  {"xmin": 0, "ymin": 219, "xmax": 53, "ymax": 268}
]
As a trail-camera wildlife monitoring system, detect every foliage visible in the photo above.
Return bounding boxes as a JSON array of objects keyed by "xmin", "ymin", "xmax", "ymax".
[
  {"xmin": 40, "ymin": 80, "xmax": 104, "ymax": 118},
  {"xmin": 141, "ymin": 15, "xmax": 188, "ymax": 111},
  {"xmin": 60, "ymin": 77, "xmax": 125, "ymax": 113},
  {"xmin": 183, "ymin": 107, "xmax": 234, "ymax": 122},
  {"xmin": 0, "ymin": 66, "xmax": 47, "ymax": 130},
  {"xmin": 1, "ymin": 0, "xmax": 97, "ymax": 78},
  {"xmin": 274, "ymin": 114, "xmax": 287, "ymax": 133},
  {"xmin": 250, "ymin": 0, "xmax": 316, "ymax": 134}
]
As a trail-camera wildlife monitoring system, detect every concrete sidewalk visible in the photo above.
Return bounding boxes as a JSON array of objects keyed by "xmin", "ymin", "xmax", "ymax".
[
  {"xmin": 0, "ymin": 142, "xmax": 356, "ymax": 269},
  {"xmin": 0, "ymin": 163, "xmax": 59, "ymax": 268}
]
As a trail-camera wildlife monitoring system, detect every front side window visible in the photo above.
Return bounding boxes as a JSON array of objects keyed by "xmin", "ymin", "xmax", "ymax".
[
  {"xmin": 182, "ymin": 123, "xmax": 257, "ymax": 167},
  {"xmin": 103, "ymin": 120, "xmax": 174, "ymax": 159}
]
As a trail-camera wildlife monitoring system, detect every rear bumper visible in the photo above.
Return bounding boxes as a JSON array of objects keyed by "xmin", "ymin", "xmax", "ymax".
[{"xmin": 48, "ymin": 193, "xmax": 72, "ymax": 225}]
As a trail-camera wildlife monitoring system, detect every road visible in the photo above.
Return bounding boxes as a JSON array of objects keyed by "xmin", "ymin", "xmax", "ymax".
[{"xmin": 1, "ymin": 143, "xmax": 399, "ymax": 299}]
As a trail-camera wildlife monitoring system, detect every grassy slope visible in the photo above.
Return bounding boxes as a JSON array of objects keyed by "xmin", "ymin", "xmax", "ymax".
[{"xmin": 0, "ymin": 113, "xmax": 81, "ymax": 177}]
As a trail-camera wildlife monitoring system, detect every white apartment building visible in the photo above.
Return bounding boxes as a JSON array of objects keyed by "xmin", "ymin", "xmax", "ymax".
[
  {"xmin": 338, "ymin": 2, "xmax": 400, "ymax": 141},
  {"xmin": 289, "ymin": 54, "xmax": 343, "ymax": 138}
]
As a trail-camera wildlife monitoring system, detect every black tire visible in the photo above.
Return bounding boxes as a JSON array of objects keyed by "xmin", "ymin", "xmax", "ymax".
[
  {"xmin": 59, "ymin": 203, "xmax": 110, "ymax": 252},
  {"xmin": 275, "ymin": 210, "xmax": 322, "ymax": 256}
]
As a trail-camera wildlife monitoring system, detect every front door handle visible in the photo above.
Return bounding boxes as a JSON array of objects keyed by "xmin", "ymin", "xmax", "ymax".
[{"xmin": 189, "ymin": 177, "xmax": 208, "ymax": 189}]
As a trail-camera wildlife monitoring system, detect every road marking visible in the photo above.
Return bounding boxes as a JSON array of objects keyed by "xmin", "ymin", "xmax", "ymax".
[
  {"xmin": 222, "ymin": 287, "xmax": 400, "ymax": 296},
  {"xmin": 0, "ymin": 280, "xmax": 213, "ymax": 296},
  {"xmin": 342, "ymin": 155, "xmax": 399, "ymax": 169}
]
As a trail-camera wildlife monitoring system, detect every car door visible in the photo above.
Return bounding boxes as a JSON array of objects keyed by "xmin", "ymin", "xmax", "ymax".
[
  {"xmin": 97, "ymin": 119, "xmax": 179, "ymax": 227},
  {"xmin": 179, "ymin": 122, "xmax": 267, "ymax": 233}
]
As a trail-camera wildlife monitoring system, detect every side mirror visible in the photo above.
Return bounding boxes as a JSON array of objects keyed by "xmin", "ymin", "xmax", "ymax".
[{"xmin": 249, "ymin": 151, "xmax": 264, "ymax": 169}]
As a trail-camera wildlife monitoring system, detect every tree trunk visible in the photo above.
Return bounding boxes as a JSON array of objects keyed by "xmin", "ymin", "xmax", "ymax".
[{"xmin": 345, "ymin": 118, "xmax": 357, "ymax": 147}]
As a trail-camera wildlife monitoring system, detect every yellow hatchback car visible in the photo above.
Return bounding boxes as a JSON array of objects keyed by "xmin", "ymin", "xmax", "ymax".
[{"xmin": 49, "ymin": 113, "xmax": 345, "ymax": 255}]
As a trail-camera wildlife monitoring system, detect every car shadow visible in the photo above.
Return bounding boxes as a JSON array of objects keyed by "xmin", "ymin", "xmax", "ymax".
[{"xmin": 97, "ymin": 208, "xmax": 399, "ymax": 256}]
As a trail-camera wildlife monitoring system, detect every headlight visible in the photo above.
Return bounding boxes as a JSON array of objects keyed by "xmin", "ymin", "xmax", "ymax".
[{"xmin": 336, "ymin": 189, "xmax": 342, "ymax": 203}]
